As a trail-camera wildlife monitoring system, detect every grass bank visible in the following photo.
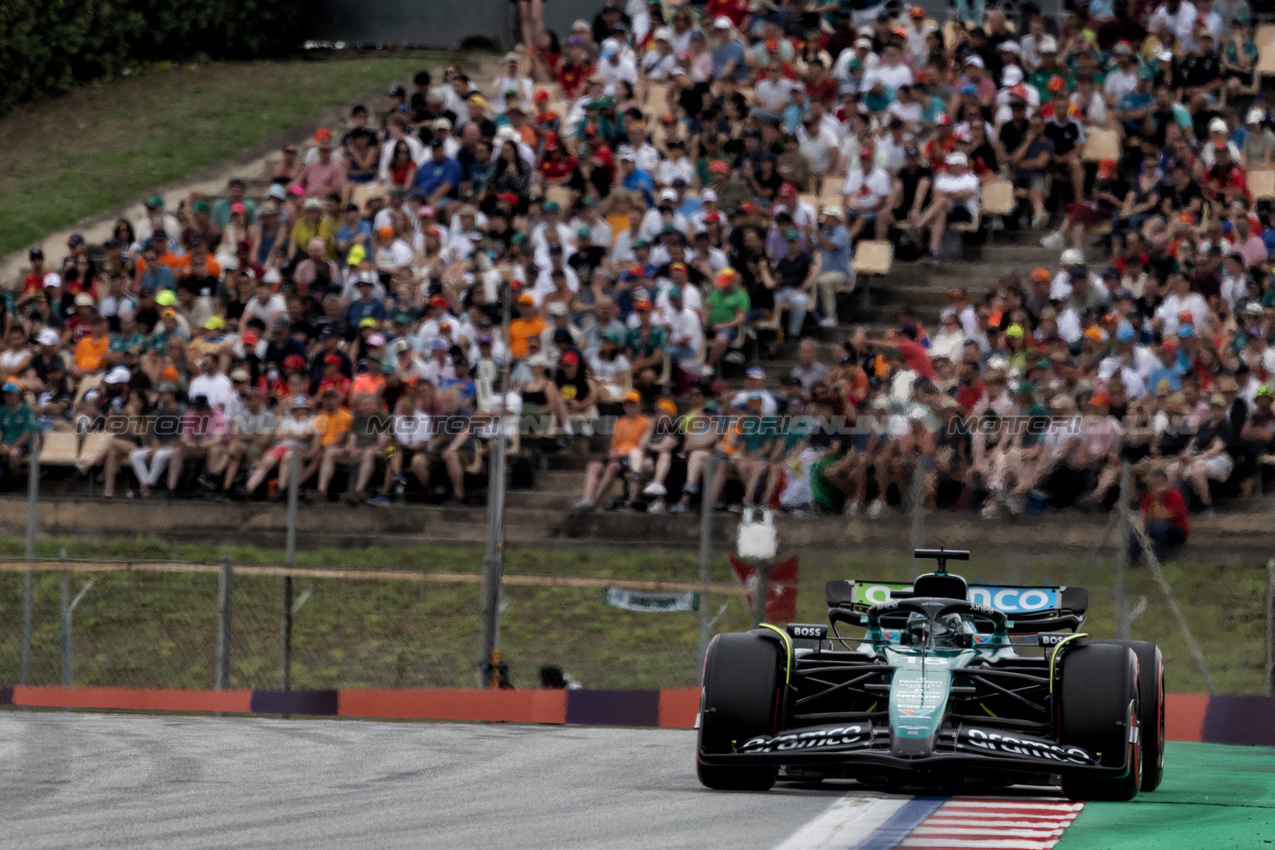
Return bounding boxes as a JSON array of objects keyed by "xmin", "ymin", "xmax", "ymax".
[
  {"xmin": 0, "ymin": 52, "xmax": 461, "ymax": 261},
  {"xmin": 0, "ymin": 538, "xmax": 1261, "ymax": 693}
]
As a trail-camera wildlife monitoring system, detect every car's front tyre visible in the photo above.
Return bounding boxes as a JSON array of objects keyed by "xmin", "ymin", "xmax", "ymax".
[
  {"xmin": 1058, "ymin": 642, "xmax": 1141, "ymax": 802},
  {"xmin": 696, "ymin": 632, "xmax": 782, "ymax": 791},
  {"xmin": 1089, "ymin": 639, "xmax": 1165, "ymax": 792}
]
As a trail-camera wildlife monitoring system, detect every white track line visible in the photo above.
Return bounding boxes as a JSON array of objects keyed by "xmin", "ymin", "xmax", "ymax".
[{"xmin": 771, "ymin": 793, "xmax": 910, "ymax": 850}]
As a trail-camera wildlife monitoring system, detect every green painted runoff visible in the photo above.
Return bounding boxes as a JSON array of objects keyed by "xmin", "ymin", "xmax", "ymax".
[{"xmin": 1056, "ymin": 742, "xmax": 1275, "ymax": 849}]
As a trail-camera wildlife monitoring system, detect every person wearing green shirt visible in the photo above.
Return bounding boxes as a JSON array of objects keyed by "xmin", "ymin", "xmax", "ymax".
[
  {"xmin": 706, "ymin": 267, "xmax": 750, "ymax": 373},
  {"xmin": 109, "ymin": 315, "xmax": 148, "ymax": 365},
  {"xmin": 0, "ymin": 382, "xmax": 35, "ymax": 476},
  {"xmin": 211, "ymin": 178, "xmax": 255, "ymax": 229},
  {"xmin": 625, "ymin": 299, "xmax": 668, "ymax": 397}
]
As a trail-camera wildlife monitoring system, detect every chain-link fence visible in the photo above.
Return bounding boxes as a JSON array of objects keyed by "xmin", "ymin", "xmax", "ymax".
[{"xmin": 4, "ymin": 446, "xmax": 1274, "ymax": 696}]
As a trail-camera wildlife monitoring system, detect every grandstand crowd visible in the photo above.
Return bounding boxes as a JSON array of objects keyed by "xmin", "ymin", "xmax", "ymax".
[{"xmin": 3, "ymin": 0, "xmax": 1275, "ymax": 522}]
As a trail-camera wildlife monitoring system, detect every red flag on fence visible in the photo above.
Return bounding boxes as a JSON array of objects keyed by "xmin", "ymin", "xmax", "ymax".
[{"xmin": 730, "ymin": 556, "xmax": 800, "ymax": 622}]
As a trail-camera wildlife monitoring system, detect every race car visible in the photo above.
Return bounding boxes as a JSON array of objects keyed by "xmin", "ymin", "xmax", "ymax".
[{"xmin": 696, "ymin": 548, "xmax": 1164, "ymax": 801}]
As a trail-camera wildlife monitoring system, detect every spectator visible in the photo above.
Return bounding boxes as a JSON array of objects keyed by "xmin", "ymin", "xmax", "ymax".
[
  {"xmin": 0, "ymin": 382, "xmax": 35, "ymax": 479},
  {"xmin": 1134, "ymin": 469, "xmax": 1191, "ymax": 561},
  {"xmin": 573, "ymin": 389, "xmax": 650, "ymax": 511}
]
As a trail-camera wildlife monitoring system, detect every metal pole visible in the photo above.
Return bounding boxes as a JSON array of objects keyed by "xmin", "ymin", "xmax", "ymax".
[
  {"xmin": 909, "ymin": 460, "xmax": 925, "ymax": 556},
  {"xmin": 20, "ymin": 438, "xmax": 38, "ymax": 686},
  {"xmin": 479, "ymin": 278, "xmax": 514, "ymax": 686},
  {"xmin": 60, "ymin": 577, "xmax": 93, "ymax": 690},
  {"xmin": 282, "ymin": 449, "xmax": 299, "ymax": 691},
  {"xmin": 216, "ymin": 557, "xmax": 233, "ymax": 691},
  {"xmin": 1266, "ymin": 558, "xmax": 1274, "ymax": 697},
  {"xmin": 752, "ymin": 561, "xmax": 770, "ymax": 627},
  {"xmin": 1115, "ymin": 463, "xmax": 1131, "ymax": 640},
  {"xmin": 697, "ymin": 453, "xmax": 716, "ymax": 676},
  {"xmin": 60, "ymin": 571, "xmax": 69, "ymax": 687}
]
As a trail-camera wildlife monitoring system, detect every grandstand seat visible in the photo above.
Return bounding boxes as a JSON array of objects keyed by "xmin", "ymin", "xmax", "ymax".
[
  {"xmin": 1258, "ymin": 46, "xmax": 1275, "ymax": 83},
  {"xmin": 40, "ymin": 431, "xmax": 80, "ymax": 466},
  {"xmin": 851, "ymin": 239, "xmax": 892, "ymax": 313},
  {"xmin": 1249, "ymin": 170, "xmax": 1275, "ymax": 201},
  {"xmin": 1082, "ymin": 129, "xmax": 1120, "ymax": 163}
]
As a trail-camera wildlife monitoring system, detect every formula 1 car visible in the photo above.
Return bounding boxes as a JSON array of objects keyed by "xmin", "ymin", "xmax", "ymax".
[{"xmin": 696, "ymin": 549, "xmax": 1164, "ymax": 801}]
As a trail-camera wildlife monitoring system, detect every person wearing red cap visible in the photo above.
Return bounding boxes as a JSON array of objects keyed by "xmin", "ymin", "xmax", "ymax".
[
  {"xmin": 554, "ymin": 350, "xmax": 596, "ymax": 423},
  {"xmin": 291, "ymin": 129, "xmax": 347, "ymax": 201},
  {"xmin": 904, "ymin": 6, "xmax": 935, "ymax": 66},
  {"xmin": 705, "ymin": 267, "xmax": 749, "ymax": 372},
  {"xmin": 531, "ymin": 88, "xmax": 562, "ymax": 138}
]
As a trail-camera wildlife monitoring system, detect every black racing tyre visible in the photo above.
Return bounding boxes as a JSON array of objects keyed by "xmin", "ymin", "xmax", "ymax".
[
  {"xmin": 1058, "ymin": 642, "xmax": 1141, "ymax": 802},
  {"xmin": 1089, "ymin": 639, "xmax": 1165, "ymax": 792},
  {"xmin": 696, "ymin": 632, "xmax": 783, "ymax": 791}
]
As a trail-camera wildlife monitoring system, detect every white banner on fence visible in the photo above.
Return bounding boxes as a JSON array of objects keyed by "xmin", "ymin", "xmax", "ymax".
[{"xmin": 604, "ymin": 587, "xmax": 700, "ymax": 612}]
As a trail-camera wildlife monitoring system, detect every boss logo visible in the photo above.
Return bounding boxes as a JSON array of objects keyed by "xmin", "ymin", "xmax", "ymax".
[
  {"xmin": 787, "ymin": 624, "xmax": 828, "ymax": 639},
  {"xmin": 1038, "ymin": 634, "xmax": 1068, "ymax": 646}
]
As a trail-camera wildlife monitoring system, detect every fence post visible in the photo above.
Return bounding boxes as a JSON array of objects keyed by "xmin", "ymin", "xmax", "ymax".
[
  {"xmin": 20, "ymin": 438, "xmax": 38, "ymax": 686},
  {"xmin": 751, "ymin": 561, "xmax": 770, "ymax": 628},
  {"xmin": 909, "ymin": 460, "xmax": 926, "ymax": 555},
  {"xmin": 1266, "ymin": 558, "xmax": 1274, "ymax": 697},
  {"xmin": 216, "ymin": 557, "xmax": 233, "ymax": 691},
  {"xmin": 60, "ymin": 574, "xmax": 93, "ymax": 689},
  {"xmin": 282, "ymin": 448, "xmax": 299, "ymax": 691},
  {"xmin": 59, "ymin": 571, "xmax": 69, "ymax": 687},
  {"xmin": 1115, "ymin": 463, "xmax": 1131, "ymax": 640},
  {"xmin": 697, "ymin": 452, "xmax": 716, "ymax": 677}
]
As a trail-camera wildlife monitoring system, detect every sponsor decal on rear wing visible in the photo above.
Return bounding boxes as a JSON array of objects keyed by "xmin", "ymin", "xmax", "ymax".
[{"xmin": 828, "ymin": 580, "xmax": 1086, "ymax": 617}]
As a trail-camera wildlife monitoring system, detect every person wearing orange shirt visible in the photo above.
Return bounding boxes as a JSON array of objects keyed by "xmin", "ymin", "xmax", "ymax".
[
  {"xmin": 132, "ymin": 230, "xmax": 186, "ymax": 275},
  {"xmin": 74, "ymin": 315, "xmax": 111, "ymax": 376},
  {"xmin": 572, "ymin": 390, "xmax": 650, "ymax": 511},
  {"xmin": 508, "ymin": 293, "xmax": 547, "ymax": 358},
  {"xmin": 311, "ymin": 386, "xmax": 354, "ymax": 498}
]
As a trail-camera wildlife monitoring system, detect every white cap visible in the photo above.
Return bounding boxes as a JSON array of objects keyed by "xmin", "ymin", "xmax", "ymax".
[
  {"xmin": 103, "ymin": 366, "xmax": 131, "ymax": 385},
  {"xmin": 37, "ymin": 329, "xmax": 59, "ymax": 346},
  {"xmin": 618, "ymin": 150, "xmax": 636, "ymax": 161},
  {"xmin": 713, "ymin": 15, "xmax": 732, "ymax": 28},
  {"xmin": 1157, "ymin": 49, "xmax": 1173, "ymax": 62},
  {"xmin": 700, "ymin": 188, "xmax": 718, "ymax": 202},
  {"xmin": 263, "ymin": 268, "xmax": 282, "ymax": 284},
  {"xmin": 945, "ymin": 151, "xmax": 968, "ymax": 166},
  {"xmin": 999, "ymin": 41, "xmax": 1021, "ymax": 55},
  {"xmin": 601, "ymin": 38, "xmax": 620, "ymax": 54},
  {"xmin": 1061, "ymin": 248, "xmax": 1084, "ymax": 266},
  {"xmin": 964, "ymin": 55, "xmax": 984, "ymax": 68},
  {"xmin": 659, "ymin": 188, "xmax": 678, "ymax": 202},
  {"xmin": 653, "ymin": 27, "xmax": 670, "ymax": 41},
  {"xmin": 1209, "ymin": 117, "xmax": 1228, "ymax": 133},
  {"xmin": 43, "ymin": 272, "xmax": 62, "ymax": 288},
  {"xmin": 1039, "ymin": 35, "xmax": 1058, "ymax": 53},
  {"xmin": 854, "ymin": 37, "xmax": 873, "ymax": 49},
  {"xmin": 821, "ymin": 206, "xmax": 843, "ymax": 219},
  {"xmin": 1248, "ymin": 108, "xmax": 1266, "ymax": 125},
  {"xmin": 1002, "ymin": 65, "xmax": 1023, "ymax": 86}
]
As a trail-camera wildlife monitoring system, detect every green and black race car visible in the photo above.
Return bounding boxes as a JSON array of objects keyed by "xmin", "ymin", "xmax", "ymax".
[{"xmin": 696, "ymin": 549, "xmax": 1164, "ymax": 802}]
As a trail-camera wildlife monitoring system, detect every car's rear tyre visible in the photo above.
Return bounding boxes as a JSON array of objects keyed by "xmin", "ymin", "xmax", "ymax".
[
  {"xmin": 1089, "ymin": 639, "xmax": 1165, "ymax": 792},
  {"xmin": 1058, "ymin": 643, "xmax": 1141, "ymax": 802},
  {"xmin": 697, "ymin": 632, "xmax": 783, "ymax": 791}
]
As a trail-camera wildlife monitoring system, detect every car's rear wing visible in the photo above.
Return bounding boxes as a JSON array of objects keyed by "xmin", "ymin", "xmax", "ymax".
[{"xmin": 826, "ymin": 579, "xmax": 1089, "ymax": 622}]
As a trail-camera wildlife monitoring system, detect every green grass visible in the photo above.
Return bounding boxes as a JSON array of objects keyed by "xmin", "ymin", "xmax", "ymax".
[
  {"xmin": 0, "ymin": 538, "xmax": 1263, "ymax": 694},
  {"xmin": 0, "ymin": 51, "xmax": 466, "ymax": 260}
]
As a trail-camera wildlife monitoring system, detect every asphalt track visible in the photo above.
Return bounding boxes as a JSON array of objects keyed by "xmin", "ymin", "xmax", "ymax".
[{"xmin": 0, "ymin": 714, "xmax": 849, "ymax": 850}]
